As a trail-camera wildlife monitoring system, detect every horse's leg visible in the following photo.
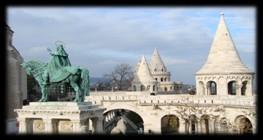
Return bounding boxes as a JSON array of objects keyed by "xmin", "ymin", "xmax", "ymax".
[
  {"xmin": 39, "ymin": 85, "xmax": 47, "ymax": 102},
  {"xmin": 69, "ymin": 78, "xmax": 81, "ymax": 102}
]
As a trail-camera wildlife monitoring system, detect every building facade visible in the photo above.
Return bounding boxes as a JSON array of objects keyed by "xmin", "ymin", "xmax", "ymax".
[
  {"xmin": 87, "ymin": 13, "xmax": 256, "ymax": 135},
  {"xmin": 6, "ymin": 25, "xmax": 28, "ymax": 134}
]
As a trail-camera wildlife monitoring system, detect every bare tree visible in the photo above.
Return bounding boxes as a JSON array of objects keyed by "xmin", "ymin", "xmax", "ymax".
[{"xmin": 104, "ymin": 64, "xmax": 134, "ymax": 91}]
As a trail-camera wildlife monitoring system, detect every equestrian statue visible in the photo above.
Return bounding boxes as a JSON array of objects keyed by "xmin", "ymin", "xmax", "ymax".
[{"xmin": 21, "ymin": 42, "xmax": 89, "ymax": 102}]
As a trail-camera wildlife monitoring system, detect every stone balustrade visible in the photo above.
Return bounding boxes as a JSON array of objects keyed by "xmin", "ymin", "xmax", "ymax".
[{"xmin": 86, "ymin": 91, "xmax": 256, "ymax": 108}]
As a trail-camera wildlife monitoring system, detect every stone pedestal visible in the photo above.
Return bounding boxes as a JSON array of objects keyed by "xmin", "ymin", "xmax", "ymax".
[{"xmin": 15, "ymin": 102, "xmax": 106, "ymax": 134}]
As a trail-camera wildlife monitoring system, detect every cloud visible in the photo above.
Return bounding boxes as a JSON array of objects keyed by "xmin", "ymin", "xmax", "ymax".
[{"xmin": 7, "ymin": 7, "xmax": 255, "ymax": 84}]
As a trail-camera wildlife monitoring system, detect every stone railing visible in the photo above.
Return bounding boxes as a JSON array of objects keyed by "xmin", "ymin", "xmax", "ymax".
[{"xmin": 86, "ymin": 91, "xmax": 256, "ymax": 108}]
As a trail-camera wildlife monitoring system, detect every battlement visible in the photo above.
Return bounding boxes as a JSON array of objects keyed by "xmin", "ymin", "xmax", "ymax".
[{"xmin": 85, "ymin": 91, "xmax": 256, "ymax": 108}]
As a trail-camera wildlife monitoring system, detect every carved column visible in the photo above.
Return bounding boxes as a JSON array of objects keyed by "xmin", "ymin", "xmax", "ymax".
[
  {"xmin": 72, "ymin": 120, "xmax": 82, "ymax": 133},
  {"xmin": 18, "ymin": 118, "xmax": 27, "ymax": 134},
  {"xmin": 43, "ymin": 119, "xmax": 53, "ymax": 133},
  {"xmin": 236, "ymin": 83, "xmax": 241, "ymax": 96},
  {"xmin": 209, "ymin": 118, "xmax": 215, "ymax": 134},
  {"xmin": 197, "ymin": 119, "xmax": 201, "ymax": 134},
  {"xmin": 92, "ymin": 117, "xmax": 104, "ymax": 134},
  {"xmin": 179, "ymin": 119, "xmax": 186, "ymax": 134}
]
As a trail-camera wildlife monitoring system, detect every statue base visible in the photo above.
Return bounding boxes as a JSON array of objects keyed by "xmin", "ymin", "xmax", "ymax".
[{"xmin": 15, "ymin": 102, "xmax": 106, "ymax": 134}]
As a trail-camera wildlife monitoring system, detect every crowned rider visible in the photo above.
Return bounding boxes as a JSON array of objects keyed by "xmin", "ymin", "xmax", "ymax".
[{"xmin": 46, "ymin": 43, "xmax": 71, "ymax": 83}]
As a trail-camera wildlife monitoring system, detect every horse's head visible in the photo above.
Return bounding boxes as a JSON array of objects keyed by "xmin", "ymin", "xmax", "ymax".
[{"xmin": 21, "ymin": 62, "xmax": 33, "ymax": 76}]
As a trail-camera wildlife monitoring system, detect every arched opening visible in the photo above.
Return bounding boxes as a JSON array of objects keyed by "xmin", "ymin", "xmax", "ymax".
[
  {"xmin": 161, "ymin": 115, "xmax": 179, "ymax": 134},
  {"xmin": 200, "ymin": 115, "xmax": 209, "ymax": 134},
  {"xmin": 164, "ymin": 87, "xmax": 167, "ymax": 92},
  {"xmin": 133, "ymin": 85, "xmax": 136, "ymax": 91},
  {"xmin": 198, "ymin": 81, "xmax": 205, "ymax": 95},
  {"xmin": 161, "ymin": 78, "xmax": 163, "ymax": 82},
  {"xmin": 103, "ymin": 109, "xmax": 144, "ymax": 135},
  {"xmin": 140, "ymin": 85, "xmax": 145, "ymax": 91},
  {"xmin": 155, "ymin": 78, "xmax": 157, "ymax": 81},
  {"xmin": 153, "ymin": 85, "xmax": 156, "ymax": 91},
  {"xmin": 207, "ymin": 81, "xmax": 217, "ymax": 95},
  {"xmin": 161, "ymin": 68, "xmax": 164, "ymax": 72},
  {"xmin": 188, "ymin": 115, "xmax": 198, "ymax": 134},
  {"xmin": 241, "ymin": 81, "xmax": 248, "ymax": 96},
  {"xmin": 235, "ymin": 116, "xmax": 253, "ymax": 134},
  {"xmin": 164, "ymin": 78, "xmax": 167, "ymax": 82},
  {"xmin": 228, "ymin": 81, "xmax": 237, "ymax": 95}
]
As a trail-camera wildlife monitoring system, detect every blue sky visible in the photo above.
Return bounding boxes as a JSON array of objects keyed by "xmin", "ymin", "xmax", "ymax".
[{"xmin": 7, "ymin": 7, "xmax": 255, "ymax": 85}]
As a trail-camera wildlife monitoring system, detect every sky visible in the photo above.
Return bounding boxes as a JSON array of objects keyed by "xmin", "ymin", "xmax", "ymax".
[{"xmin": 7, "ymin": 7, "xmax": 256, "ymax": 85}]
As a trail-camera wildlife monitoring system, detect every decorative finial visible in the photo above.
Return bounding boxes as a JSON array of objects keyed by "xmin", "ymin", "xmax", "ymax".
[{"xmin": 220, "ymin": 12, "xmax": 224, "ymax": 16}]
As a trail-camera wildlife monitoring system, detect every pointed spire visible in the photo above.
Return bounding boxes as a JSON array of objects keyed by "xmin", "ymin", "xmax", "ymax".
[
  {"xmin": 197, "ymin": 13, "xmax": 251, "ymax": 74},
  {"xmin": 150, "ymin": 48, "xmax": 167, "ymax": 73},
  {"xmin": 134, "ymin": 55, "xmax": 154, "ymax": 82}
]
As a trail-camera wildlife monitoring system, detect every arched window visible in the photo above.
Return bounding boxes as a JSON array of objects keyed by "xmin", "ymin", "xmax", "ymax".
[
  {"xmin": 155, "ymin": 78, "xmax": 158, "ymax": 81},
  {"xmin": 228, "ymin": 81, "xmax": 237, "ymax": 95},
  {"xmin": 164, "ymin": 87, "xmax": 167, "ymax": 92},
  {"xmin": 200, "ymin": 115, "xmax": 210, "ymax": 134},
  {"xmin": 241, "ymin": 81, "xmax": 248, "ymax": 96},
  {"xmin": 161, "ymin": 115, "xmax": 179, "ymax": 134},
  {"xmin": 161, "ymin": 78, "xmax": 163, "ymax": 82},
  {"xmin": 133, "ymin": 85, "xmax": 136, "ymax": 91},
  {"xmin": 141, "ymin": 85, "xmax": 145, "ymax": 91},
  {"xmin": 161, "ymin": 68, "xmax": 164, "ymax": 72},
  {"xmin": 153, "ymin": 85, "xmax": 156, "ymax": 91},
  {"xmin": 208, "ymin": 81, "xmax": 217, "ymax": 95},
  {"xmin": 154, "ymin": 68, "xmax": 157, "ymax": 72},
  {"xmin": 164, "ymin": 78, "xmax": 167, "ymax": 82},
  {"xmin": 189, "ymin": 115, "xmax": 198, "ymax": 134}
]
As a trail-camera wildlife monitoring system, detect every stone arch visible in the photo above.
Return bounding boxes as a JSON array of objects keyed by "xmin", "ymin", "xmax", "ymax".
[
  {"xmin": 207, "ymin": 81, "xmax": 217, "ymax": 95},
  {"xmin": 161, "ymin": 114, "xmax": 179, "ymax": 134},
  {"xmin": 200, "ymin": 115, "xmax": 210, "ymax": 134},
  {"xmin": 228, "ymin": 80, "xmax": 237, "ymax": 95},
  {"xmin": 188, "ymin": 115, "xmax": 198, "ymax": 134},
  {"xmin": 241, "ymin": 81, "xmax": 248, "ymax": 96},
  {"xmin": 234, "ymin": 115, "xmax": 253, "ymax": 134},
  {"xmin": 104, "ymin": 103, "xmax": 147, "ymax": 134},
  {"xmin": 198, "ymin": 81, "xmax": 205, "ymax": 95}
]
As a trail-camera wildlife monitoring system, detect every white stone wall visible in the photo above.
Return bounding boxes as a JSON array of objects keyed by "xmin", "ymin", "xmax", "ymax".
[
  {"xmin": 86, "ymin": 92, "xmax": 256, "ymax": 134},
  {"xmin": 196, "ymin": 74, "xmax": 253, "ymax": 96}
]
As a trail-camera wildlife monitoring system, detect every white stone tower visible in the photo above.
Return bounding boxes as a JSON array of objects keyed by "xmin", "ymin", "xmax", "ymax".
[
  {"xmin": 132, "ymin": 56, "xmax": 158, "ymax": 92},
  {"xmin": 196, "ymin": 13, "xmax": 254, "ymax": 96},
  {"xmin": 150, "ymin": 48, "xmax": 171, "ymax": 82},
  {"xmin": 149, "ymin": 48, "xmax": 179, "ymax": 92}
]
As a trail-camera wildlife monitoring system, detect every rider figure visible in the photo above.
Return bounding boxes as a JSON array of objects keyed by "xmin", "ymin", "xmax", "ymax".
[{"xmin": 45, "ymin": 44, "xmax": 71, "ymax": 83}]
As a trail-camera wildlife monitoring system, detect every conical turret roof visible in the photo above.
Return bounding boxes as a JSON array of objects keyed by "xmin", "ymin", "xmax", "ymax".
[
  {"xmin": 134, "ymin": 56, "xmax": 155, "ymax": 83},
  {"xmin": 197, "ymin": 13, "xmax": 252, "ymax": 75},
  {"xmin": 150, "ymin": 48, "xmax": 167, "ymax": 72}
]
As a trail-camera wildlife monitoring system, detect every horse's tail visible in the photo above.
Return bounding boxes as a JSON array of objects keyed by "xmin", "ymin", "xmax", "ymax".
[{"xmin": 80, "ymin": 68, "xmax": 90, "ymax": 97}]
